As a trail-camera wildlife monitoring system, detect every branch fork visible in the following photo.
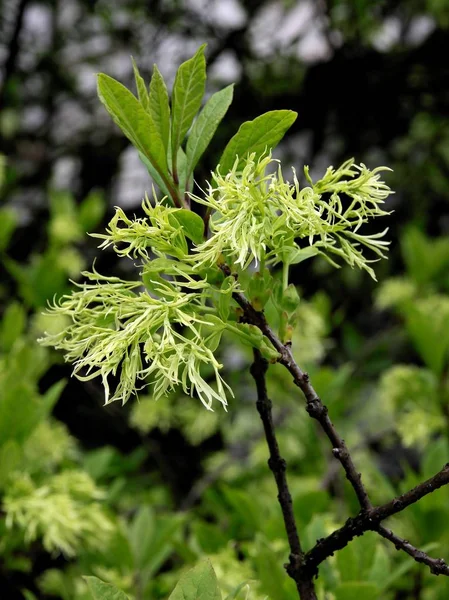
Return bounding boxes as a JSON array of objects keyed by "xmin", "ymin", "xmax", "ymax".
[{"xmin": 235, "ymin": 270, "xmax": 449, "ymax": 599}]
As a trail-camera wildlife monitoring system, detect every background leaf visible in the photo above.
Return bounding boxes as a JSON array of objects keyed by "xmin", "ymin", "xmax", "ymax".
[
  {"xmin": 334, "ymin": 582, "xmax": 380, "ymax": 600},
  {"xmin": 84, "ymin": 576, "xmax": 129, "ymax": 600},
  {"xmin": 169, "ymin": 559, "xmax": 222, "ymax": 600}
]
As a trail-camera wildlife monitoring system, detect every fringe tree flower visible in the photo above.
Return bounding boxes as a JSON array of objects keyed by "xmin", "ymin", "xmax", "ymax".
[
  {"xmin": 191, "ymin": 153, "xmax": 392, "ymax": 279},
  {"xmin": 40, "ymin": 268, "xmax": 232, "ymax": 408},
  {"xmin": 40, "ymin": 151, "xmax": 392, "ymax": 409},
  {"xmin": 92, "ymin": 193, "xmax": 190, "ymax": 260}
]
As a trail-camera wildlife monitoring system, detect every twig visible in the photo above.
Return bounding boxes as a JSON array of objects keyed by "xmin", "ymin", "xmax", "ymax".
[
  {"xmin": 376, "ymin": 525, "xmax": 449, "ymax": 576},
  {"xmin": 303, "ymin": 464, "xmax": 449, "ymax": 577},
  {"xmin": 228, "ymin": 276, "xmax": 371, "ymax": 510},
  {"xmin": 222, "ymin": 265, "xmax": 449, "ymax": 585},
  {"xmin": 250, "ymin": 349, "xmax": 317, "ymax": 600}
]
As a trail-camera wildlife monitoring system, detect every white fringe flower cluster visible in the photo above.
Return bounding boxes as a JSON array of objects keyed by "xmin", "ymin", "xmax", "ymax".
[
  {"xmin": 192, "ymin": 154, "xmax": 392, "ymax": 279},
  {"xmin": 40, "ymin": 154, "xmax": 392, "ymax": 408}
]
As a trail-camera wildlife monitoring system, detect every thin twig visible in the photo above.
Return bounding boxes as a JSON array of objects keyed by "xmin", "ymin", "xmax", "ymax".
[
  {"xmin": 221, "ymin": 265, "xmax": 449, "ymax": 583},
  {"xmin": 303, "ymin": 464, "xmax": 449, "ymax": 577},
  {"xmin": 376, "ymin": 524, "xmax": 449, "ymax": 576},
  {"xmin": 250, "ymin": 349, "xmax": 317, "ymax": 600},
  {"xmin": 228, "ymin": 275, "xmax": 371, "ymax": 510}
]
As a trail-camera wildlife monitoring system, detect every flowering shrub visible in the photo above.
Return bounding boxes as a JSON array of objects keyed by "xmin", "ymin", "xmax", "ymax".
[{"xmin": 34, "ymin": 45, "xmax": 449, "ymax": 600}]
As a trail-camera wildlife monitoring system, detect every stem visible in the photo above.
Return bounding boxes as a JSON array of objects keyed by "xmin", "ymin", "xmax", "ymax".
[
  {"xmin": 376, "ymin": 525, "xmax": 449, "ymax": 576},
  {"xmin": 222, "ymin": 264, "xmax": 449, "ymax": 580},
  {"xmin": 160, "ymin": 169, "xmax": 186, "ymax": 209},
  {"xmin": 227, "ymin": 270, "xmax": 371, "ymax": 510},
  {"xmin": 250, "ymin": 350, "xmax": 317, "ymax": 600},
  {"xmin": 304, "ymin": 464, "xmax": 449, "ymax": 577},
  {"xmin": 282, "ymin": 261, "xmax": 289, "ymax": 290}
]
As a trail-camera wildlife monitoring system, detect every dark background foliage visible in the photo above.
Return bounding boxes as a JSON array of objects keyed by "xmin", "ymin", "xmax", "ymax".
[
  {"xmin": 1, "ymin": 1, "xmax": 449, "ymax": 597},
  {"xmin": 1, "ymin": 0, "xmax": 448, "ymax": 493}
]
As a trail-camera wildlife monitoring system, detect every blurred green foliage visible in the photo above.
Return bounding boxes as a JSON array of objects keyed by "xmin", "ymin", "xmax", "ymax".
[
  {"xmin": 1, "ymin": 174, "xmax": 449, "ymax": 599},
  {"xmin": 1, "ymin": 0, "xmax": 449, "ymax": 598}
]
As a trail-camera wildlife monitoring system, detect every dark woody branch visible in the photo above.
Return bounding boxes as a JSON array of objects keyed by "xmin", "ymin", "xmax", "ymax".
[
  {"xmin": 227, "ymin": 274, "xmax": 371, "ymax": 510},
  {"xmin": 250, "ymin": 349, "xmax": 317, "ymax": 600},
  {"xmin": 376, "ymin": 524, "xmax": 449, "ymax": 576},
  {"xmin": 303, "ymin": 464, "xmax": 449, "ymax": 577},
  {"xmin": 224, "ymin": 265, "xmax": 449, "ymax": 593}
]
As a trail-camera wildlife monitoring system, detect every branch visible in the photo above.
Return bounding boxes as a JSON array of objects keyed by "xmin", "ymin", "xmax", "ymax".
[
  {"xmin": 227, "ymin": 273, "xmax": 371, "ymax": 511},
  {"xmin": 303, "ymin": 464, "xmax": 449, "ymax": 577},
  {"xmin": 376, "ymin": 525, "xmax": 449, "ymax": 576},
  {"xmin": 221, "ymin": 265, "xmax": 449, "ymax": 581},
  {"xmin": 250, "ymin": 349, "xmax": 317, "ymax": 600}
]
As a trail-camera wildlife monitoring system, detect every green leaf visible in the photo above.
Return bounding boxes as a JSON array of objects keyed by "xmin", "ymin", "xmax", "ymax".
[
  {"xmin": 78, "ymin": 189, "xmax": 105, "ymax": 231},
  {"xmin": 171, "ymin": 45, "xmax": 207, "ymax": 166},
  {"xmin": 149, "ymin": 64, "xmax": 170, "ymax": 155},
  {"xmin": 186, "ymin": 84, "xmax": 234, "ymax": 177},
  {"xmin": 177, "ymin": 146, "xmax": 189, "ymax": 196},
  {"xmin": 401, "ymin": 227, "xmax": 449, "ymax": 286},
  {"xmin": 224, "ymin": 582, "xmax": 252, "ymax": 600},
  {"xmin": 131, "ymin": 57, "xmax": 150, "ymax": 112},
  {"xmin": 0, "ymin": 207, "xmax": 17, "ymax": 252},
  {"xmin": 84, "ymin": 576, "xmax": 130, "ymax": 600},
  {"xmin": 0, "ymin": 302, "xmax": 26, "ymax": 352},
  {"xmin": 191, "ymin": 521, "xmax": 229, "ymax": 554},
  {"xmin": 284, "ymin": 245, "xmax": 319, "ymax": 266},
  {"xmin": 128, "ymin": 506, "xmax": 183, "ymax": 581},
  {"xmin": 218, "ymin": 276, "xmax": 234, "ymax": 321},
  {"xmin": 229, "ymin": 323, "xmax": 264, "ymax": 350},
  {"xmin": 138, "ymin": 152, "xmax": 173, "ymax": 201},
  {"xmin": 173, "ymin": 209, "xmax": 204, "ymax": 244},
  {"xmin": 219, "ymin": 110, "xmax": 297, "ymax": 174},
  {"xmin": 252, "ymin": 535, "xmax": 297, "ymax": 600},
  {"xmin": 169, "ymin": 559, "xmax": 222, "ymax": 600},
  {"xmin": 271, "ymin": 281, "xmax": 300, "ymax": 315},
  {"xmin": 97, "ymin": 73, "xmax": 168, "ymax": 177},
  {"xmin": 0, "ymin": 440, "xmax": 21, "ymax": 488},
  {"xmin": 128, "ymin": 505, "xmax": 155, "ymax": 569},
  {"xmin": 367, "ymin": 544, "xmax": 390, "ymax": 587},
  {"xmin": 336, "ymin": 542, "xmax": 361, "ymax": 582},
  {"xmin": 334, "ymin": 582, "xmax": 380, "ymax": 600},
  {"xmin": 405, "ymin": 301, "xmax": 449, "ymax": 377}
]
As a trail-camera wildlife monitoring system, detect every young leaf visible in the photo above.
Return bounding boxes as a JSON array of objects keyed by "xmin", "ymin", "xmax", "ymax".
[
  {"xmin": 84, "ymin": 576, "xmax": 130, "ymax": 600},
  {"xmin": 171, "ymin": 45, "xmax": 207, "ymax": 169},
  {"xmin": 172, "ymin": 209, "xmax": 205, "ymax": 244},
  {"xmin": 177, "ymin": 146, "xmax": 189, "ymax": 196},
  {"xmin": 219, "ymin": 110, "xmax": 297, "ymax": 175},
  {"xmin": 138, "ymin": 152, "xmax": 173, "ymax": 201},
  {"xmin": 149, "ymin": 64, "xmax": 170, "ymax": 156},
  {"xmin": 131, "ymin": 57, "xmax": 150, "ymax": 112},
  {"xmin": 97, "ymin": 74, "xmax": 168, "ymax": 177},
  {"xmin": 186, "ymin": 84, "xmax": 234, "ymax": 178},
  {"xmin": 169, "ymin": 559, "xmax": 222, "ymax": 600}
]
